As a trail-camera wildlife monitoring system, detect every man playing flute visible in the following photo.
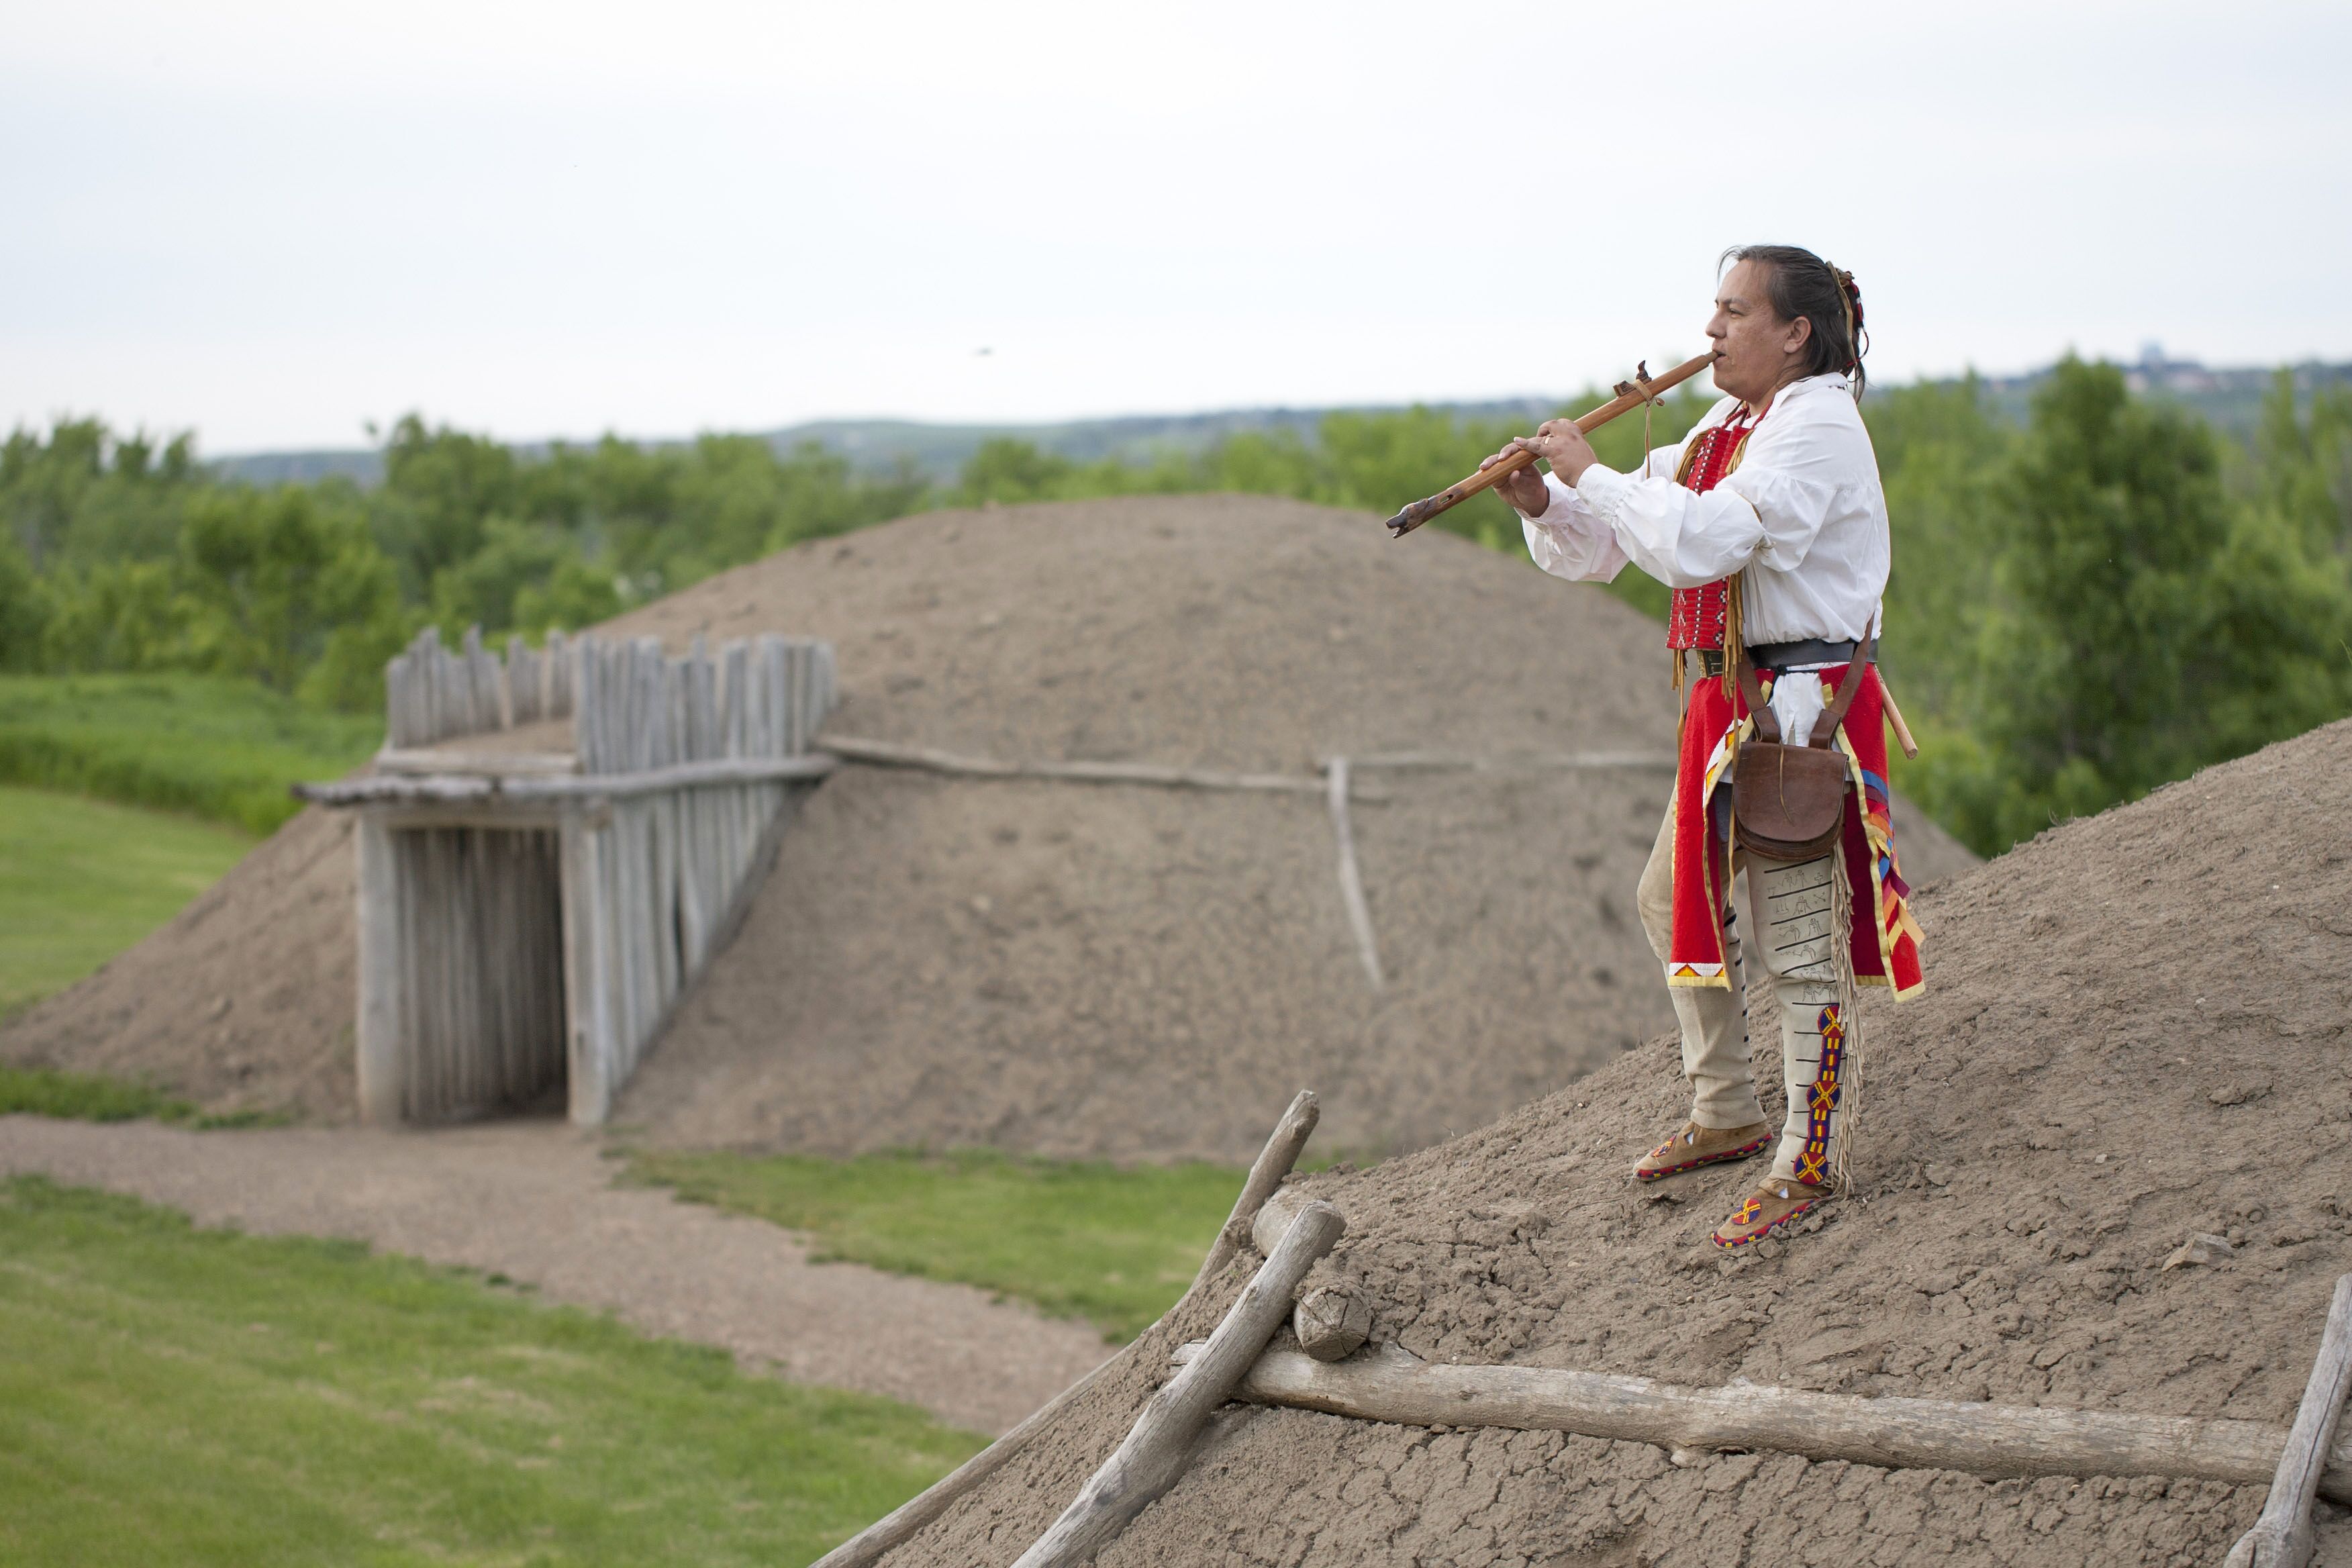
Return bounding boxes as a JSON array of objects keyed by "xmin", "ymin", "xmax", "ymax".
[{"xmin": 1483, "ymin": 244, "xmax": 1924, "ymax": 1248}]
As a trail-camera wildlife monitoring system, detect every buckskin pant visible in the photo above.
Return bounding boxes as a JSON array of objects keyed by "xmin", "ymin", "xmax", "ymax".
[{"xmin": 1636, "ymin": 798, "xmax": 1847, "ymax": 1184}]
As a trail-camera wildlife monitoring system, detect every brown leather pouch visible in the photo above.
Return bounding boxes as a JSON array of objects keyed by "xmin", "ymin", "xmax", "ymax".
[{"xmin": 1730, "ymin": 628, "xmax": 1875, "ymax": 864}]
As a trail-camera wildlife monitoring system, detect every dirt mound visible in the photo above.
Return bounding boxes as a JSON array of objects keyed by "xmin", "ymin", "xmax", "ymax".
[
  {"xmin": 0, "ymin": 804, "xmax": 358, "ymax": 1118},
  {"xmin": 879, "ymin": 717, "xmax": 2352, "ymax": 1565},
  {"xmin": 606, "ymin": 495, "xmax": 1970, "ymax": 1160},
  {"xmin": 3, "ymin": 494, "xmax": 1973, "ymax": 1151}
]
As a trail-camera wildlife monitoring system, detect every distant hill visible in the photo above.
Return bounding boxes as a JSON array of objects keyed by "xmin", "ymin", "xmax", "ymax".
[
  {"xmin": 1965, "ymin": 346, "xmax": 2352, "ymax": 436},
  {"xmin": 207, "ymin": 354, "xmax": 2351, "ymax": 489}
]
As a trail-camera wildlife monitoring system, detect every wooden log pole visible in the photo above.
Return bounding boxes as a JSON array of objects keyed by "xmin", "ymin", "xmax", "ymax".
[
  {"xmin": 1012, "ymin": 1202, "xmax": 1346, "ymax": 1568},
  {"xmin": 822, "ymin": 734, "xmax": 1363, "ymax": 798},
  {"xmin": 812, "ymin": 1090, "xmax": 1328, "ymax": 1568},
  {"xmin": 352, "ymin": 812, "xmax": 404, "ymax": 1124},
  {"xmin": 1183, "ymin": 1345, "xmax": 2352, "ymax": 1503},
  {"xmin": 808, "ymin": 1349, "xmax": 1136, "ymax": 1568},
  {"xmin": 2226, "ymin": 1273, "xmax": 2352, "ymax": 1568},
  {"xmin": 1384, "ymin": 349, "xmax": 1718, "ymax": 537},
  {"xmin": 1194, "ymin": 1089, "xmax": 1320, "ymax": 1291}
]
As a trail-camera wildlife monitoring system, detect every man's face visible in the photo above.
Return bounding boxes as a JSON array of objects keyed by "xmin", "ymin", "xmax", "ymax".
[{"xmin": 1707, "ymin": 260, "xmax": 1808, "ymax": 403}]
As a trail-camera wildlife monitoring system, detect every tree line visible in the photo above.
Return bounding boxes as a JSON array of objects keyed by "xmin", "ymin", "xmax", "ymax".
[{"xmin": 3, "ymin": 362, "xmax": 2347, "ymax": 854}]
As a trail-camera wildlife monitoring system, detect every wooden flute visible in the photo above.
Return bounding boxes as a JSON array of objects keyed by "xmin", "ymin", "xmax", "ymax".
[{"xmin": 1383, "ymin": 350, "xmax": 1718, "ymax": 538}]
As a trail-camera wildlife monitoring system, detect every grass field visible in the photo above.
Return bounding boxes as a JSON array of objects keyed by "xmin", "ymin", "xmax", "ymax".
[
  {"xmin": 628, "ymin": 1148, "xmax": 1240, "ymax": 1342},
  {"xmin": 0, "ymin": 673, "xmax": 379, "ymax": 834},
  {"xmin": 0, "ymin": 784, "xmax": 253, "ymax": 1017},
  {"xmin": 0, "ymin": 1175, "xmax": 985, "ymax": 1567}
]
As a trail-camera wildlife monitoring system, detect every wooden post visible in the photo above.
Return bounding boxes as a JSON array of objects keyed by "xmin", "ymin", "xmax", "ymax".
[
  {"xmin": 1187, "ymin": 1345, "xmax": 2352, "ymax": 1503},
  {"xmin": 1325, "ymin": 756, "xmax": 1383, "ymax": 989},
  {"xmin": 1194, "ymin": 1089, "xmax": 1320, "ymax": 1290},
  {"xmin": 2226, "ymin": 1274, "xmax": 2352, "ymax": 1567},
  {"xmin": 1012, "ymin": 1202, "xmax": 1346, "ymax": 1568},
  {"xmin": 354, "ymin": 811, "xmax": 404, "ymax": 1124}
]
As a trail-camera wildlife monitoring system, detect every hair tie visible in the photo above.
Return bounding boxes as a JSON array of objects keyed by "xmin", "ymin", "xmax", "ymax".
[{"xmin": 1828, "ymin": 264, "xmax": 1862, "ymax": 374}]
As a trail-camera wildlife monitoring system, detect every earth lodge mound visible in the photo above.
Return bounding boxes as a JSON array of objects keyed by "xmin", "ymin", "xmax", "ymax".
[
  {"xmin": 869, "ymin": 714, "xmax": 2352, "ymax": 1567},
  {"xmin": 0, "ymin": 494, "xmax": 1974, "ymax": 1161}
]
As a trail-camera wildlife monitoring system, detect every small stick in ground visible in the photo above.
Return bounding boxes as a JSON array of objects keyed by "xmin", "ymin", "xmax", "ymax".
[{"xmin": 1012, "ymin": 1202, "xmax": 1346, "ymax": 1568}]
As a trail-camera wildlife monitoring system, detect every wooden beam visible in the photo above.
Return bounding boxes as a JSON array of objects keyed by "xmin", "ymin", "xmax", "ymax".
[
  {"xmin": 1012, "ymin": 1202, "xmax": 1346, "ymax": 1568},
  {"xmin": 1174, "ymin": 1344, "xmax": 2352, "ymax": 1504},
  {"xmin": 823, "ymin": 734, "xmax": 1344, "ymax": 797},
  {"xmin": 2226, "ymin": 1273, "xmax": 2352, "ymax": 1567},
  {"xmin": 352, "ymin": 814, "xmax": 403, "ymax": 1125},
  {"xmin": 1193, "ymin": 1090, "xmax": 1320, "ymax": 1291},
  {"xmin": 296, "ymin": 754, "xmax": 838, "ymax": 807}
]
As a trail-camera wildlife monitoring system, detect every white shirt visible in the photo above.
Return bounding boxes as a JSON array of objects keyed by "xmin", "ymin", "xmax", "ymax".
[{"xmin": 1516, "ymin": 372, "xmax": 1890, "ymax": 649}]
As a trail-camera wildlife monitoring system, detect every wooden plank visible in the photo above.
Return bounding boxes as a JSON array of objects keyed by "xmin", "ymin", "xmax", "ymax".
[
  {"xmin": 353, "ymin": 813, "xmax": 404, "ymax": 1124},
  {"xmin": 1186, "ymin": 1346, "xmax": 2352, "ymax": 1504},
  {"xmin": 1012, "ymin": 1202, "xmax": 1346, "ymax": 1568},
  {"xmin": 2226, "ymin": 1273, "xmax": 2352, "ymax": 1567},
  {"xmin": 546, "ymin": 630, "xmax": 571, "ymax": 721},
  {"xmin": 294, "ymin": 756, "xmax": 840, "ymax": 807},
  {"xmin": 374, "ymin": 748, "xmax": 577, "ymax": 778}
]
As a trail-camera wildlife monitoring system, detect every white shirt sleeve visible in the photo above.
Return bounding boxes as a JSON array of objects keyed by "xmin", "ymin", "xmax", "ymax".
[
  {"xmin": 1570, "ymin": 462, "xmax": 1767, "ymax": 589},
  {"xmin": 1517, "ymin": 471, "xmax": 1627, "ymax": 583}
]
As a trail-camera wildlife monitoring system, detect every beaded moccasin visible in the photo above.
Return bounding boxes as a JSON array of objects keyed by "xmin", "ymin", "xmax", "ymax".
[{"xmin": 1633, "ymin": 1120, "xmax": 1773, "ymax": 1183}]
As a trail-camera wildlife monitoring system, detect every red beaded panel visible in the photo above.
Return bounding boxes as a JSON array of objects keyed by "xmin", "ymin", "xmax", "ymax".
[{"xmin": 1665, "ymin": 413, "xmax": 1755, "ymax": 651}]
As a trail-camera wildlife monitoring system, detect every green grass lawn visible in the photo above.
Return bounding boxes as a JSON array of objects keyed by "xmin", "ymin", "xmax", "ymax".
[
  {"xmin": 628, "ymin": 1148, "xmax": 1242, "ymax": 1342},
  {"xmin": 0, "ymin": 784, "xmax": 254, "ymax": 1018},
  {"xmin": 0, "ymin": 1175, "xmax": 985, "ymax": 1567},
  {"xmin": 0, "ymin": 673, "xmax": 380, "ymax": 834}
]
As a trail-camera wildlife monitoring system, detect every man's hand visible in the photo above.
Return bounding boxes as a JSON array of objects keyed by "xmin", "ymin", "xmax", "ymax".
[
  {"xmin": 1526, "ymin": 418, "xmax": 1600, "ymax": 485},
  {"xmin": 1479, "ymin": 440, "xmax": 1552, "ymax": 516}
]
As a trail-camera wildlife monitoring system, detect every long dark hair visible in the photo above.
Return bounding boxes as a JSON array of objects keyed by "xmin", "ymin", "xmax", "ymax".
[{"xmin": 1720, "ymin": 244, "xmax": 1867, "ymax": 399}]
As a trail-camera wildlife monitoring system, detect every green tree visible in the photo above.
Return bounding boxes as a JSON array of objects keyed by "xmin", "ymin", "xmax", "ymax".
[
  {"xmin": 179, "ymin": 487, "xmax": 403, "ymax": 696},
  {"xmin": 38, "ymin": 559, "xmax": 189, "ymax": 673},
  {"xmin": 1932, "ymin": 358, "xmax": 2352, "ymax": 849},
  {"xmin": 956, "ymin": 439, "xmax": 1075, "ymax": 505},
  {"xmin": 0, "ymin": 532, "xmax": 47, "ymax": 670},
  {"xmin": 376, "ymin": 415, "xmax": 520, "ymax": 593}
]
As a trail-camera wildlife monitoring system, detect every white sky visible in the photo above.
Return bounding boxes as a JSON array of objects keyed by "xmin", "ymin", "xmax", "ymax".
[{"xmin": 5, "ymin": 1, "xmax": 2348, "ymax": 454}]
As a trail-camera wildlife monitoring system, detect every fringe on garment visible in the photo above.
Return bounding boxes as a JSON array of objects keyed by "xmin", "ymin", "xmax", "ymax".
[{"xmin": 1829, "ymin": 836, "xmax": 1865, "ymax": 1192}]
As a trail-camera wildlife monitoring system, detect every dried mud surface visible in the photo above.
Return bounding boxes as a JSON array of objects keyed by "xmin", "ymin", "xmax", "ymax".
[
  {"xmin": 1, "ymin": 495, "xmax": 1973, "ymax": 1156},
  {"xmin": 883, "ymin": 718, "xmax": 2352, "ymax": 1567}
]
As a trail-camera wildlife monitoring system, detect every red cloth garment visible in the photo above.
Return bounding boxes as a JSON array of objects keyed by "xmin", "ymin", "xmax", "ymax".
[
  {"xmin": 1664, "ymin": 413, "xmax": 1755, "ymax": 650},
  {"xmin": 1666, "ymin": 661, "xmax": 1924, "ymax": 997},
  {"xmin": 1655, "ymin": 403, "xmax": 1922, "ymax": 999}
]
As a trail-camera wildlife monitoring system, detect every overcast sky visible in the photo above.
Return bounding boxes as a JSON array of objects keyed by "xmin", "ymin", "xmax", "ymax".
[{"xmin": 5, "ymin": 1, "xmax": 2348, "ymax": 454}]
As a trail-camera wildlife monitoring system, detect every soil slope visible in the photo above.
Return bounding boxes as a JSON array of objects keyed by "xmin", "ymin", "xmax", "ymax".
[
  {"xmin": 879, "ymin": 717, "xmax": 2352, "ymax": 1567},
  {"xmin": 2, "ymin": 495, "xmax": 1973, "ymax": 1155}
]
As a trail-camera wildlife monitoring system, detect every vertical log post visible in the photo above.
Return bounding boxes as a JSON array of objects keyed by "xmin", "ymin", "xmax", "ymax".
[
  {"xmin": 2226, "ymin": 1273, "xmax": 2352, "ymax": 1568},
  {"xmin": 353, "ymin": 812, "xmax": 403, "ymax": 1124}
]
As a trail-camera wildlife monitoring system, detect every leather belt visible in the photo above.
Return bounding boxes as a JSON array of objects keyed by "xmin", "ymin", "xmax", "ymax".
[
  {"xmin": 1682, "ymin": 639, "xmax": 1873, "ymax": 679},
  {"xmin": 1748, "ymin": 636, "xmax": 1871, "ymax": 670}
]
